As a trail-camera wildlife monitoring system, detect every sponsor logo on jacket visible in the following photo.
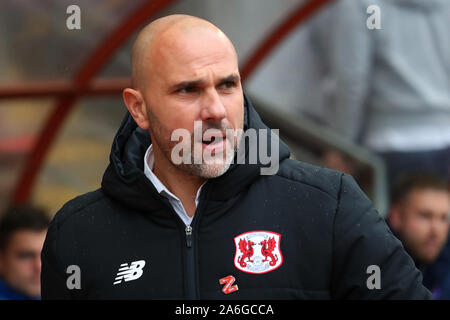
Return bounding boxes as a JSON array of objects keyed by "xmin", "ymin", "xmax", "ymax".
[{"xmin": 113, "ymin": 260, "xmax": 146, "ymax": 285}]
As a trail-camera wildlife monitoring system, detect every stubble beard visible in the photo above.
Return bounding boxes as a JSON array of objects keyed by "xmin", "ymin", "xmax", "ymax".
[{"xmin": 149, "ymin": 115, "xmax": 243, "ymax": 179}]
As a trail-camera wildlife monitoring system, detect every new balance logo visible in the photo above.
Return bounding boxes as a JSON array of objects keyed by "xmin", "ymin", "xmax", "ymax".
[{"xmin": 113, "ymin": 260, "xmax": 146, "ymax": 285}]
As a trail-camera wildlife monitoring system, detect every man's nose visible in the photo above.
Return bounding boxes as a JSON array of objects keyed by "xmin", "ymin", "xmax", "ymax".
[{"xmin": 200, "ymin": 89, "xmax": 227, "ymax": 122}]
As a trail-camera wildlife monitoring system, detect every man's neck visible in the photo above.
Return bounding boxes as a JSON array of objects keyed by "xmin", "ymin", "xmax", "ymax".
[{"xmin": 153, "ymin": 151, "xmax": 205, "ymax": 218}]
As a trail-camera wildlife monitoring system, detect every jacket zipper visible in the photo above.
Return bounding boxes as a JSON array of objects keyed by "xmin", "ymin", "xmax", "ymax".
[
  {"xmin": 183, "ymin": 184, "xmax": 209, "ymax": 300},
  {"xmin": 164, "ymin": 185, "xmax": 209, "ymax": 300},
  {"xmin": 166, "ymin": 206, "xmax": 197, "ymax": 299},
  {"xmin": 185, "ymin": 225, "xmax": 192, "ymax": 247},
  {"xmin": 184, "ymin": 223, "xmax": 196, "ymax": 299}
]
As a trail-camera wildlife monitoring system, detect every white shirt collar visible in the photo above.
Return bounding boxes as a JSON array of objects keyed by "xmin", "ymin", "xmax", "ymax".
[{"xmin": 143, "ymin": 144, "xmax": 204, "ymax": 207}]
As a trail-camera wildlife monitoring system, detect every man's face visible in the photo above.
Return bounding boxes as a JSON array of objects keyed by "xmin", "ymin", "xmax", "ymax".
[
  {"xmin": 142, "ymin": 27, "xmax": 244, "ymax": 178},
  {"xmin": 396, "ymin": 189, "xmax": 450, "ymax": 264},
  {"xmin": 0, "ymin": 229, "xmax": 47, "ymax": 298}
]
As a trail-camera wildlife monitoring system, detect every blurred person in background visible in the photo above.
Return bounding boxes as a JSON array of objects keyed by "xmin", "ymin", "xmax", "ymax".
[
  {"xmin": 314, "ymin": 0, "xmax": 450, "ymax": 299},
  {"xmin": 314, "ymin": 0, "xmax": 450, "ymax": 185},
  {"xmin": 440, "ymin": 272, "xmax": 450, "ymax": 299},
  {"xmin": 387, "ymin": 173, "xmax": 450, "ymax": 299},
  {"xmin": 0, "ymin": 205, "xmax": 50, "ymax": 300}
]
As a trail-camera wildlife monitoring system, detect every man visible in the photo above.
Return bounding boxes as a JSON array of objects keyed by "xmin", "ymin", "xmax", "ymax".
[
  {"xmin": 0, "ymin": 205, "xmax": 49, "ymax": 300},
  {"xmin": 41, "ymin": 14, "xmax": 431, "ymax": 299},
  {"xmin": 388, "ymin": 174, "xmax": 450, "ymax": 298}
]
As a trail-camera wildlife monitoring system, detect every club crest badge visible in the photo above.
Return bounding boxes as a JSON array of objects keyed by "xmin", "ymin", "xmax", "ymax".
[{"xmin": 233, "ymin": 230, "xmax": 283, "ymax": 274}]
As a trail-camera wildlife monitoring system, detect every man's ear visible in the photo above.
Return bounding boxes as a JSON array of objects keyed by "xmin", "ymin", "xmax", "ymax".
[
  {"xmin": 388, "ymin": 204, "xmax": 402, "ymax": 231},
  {"xmin": 123, "ymin": 88, "xmax": 150, "ymax": 130}
]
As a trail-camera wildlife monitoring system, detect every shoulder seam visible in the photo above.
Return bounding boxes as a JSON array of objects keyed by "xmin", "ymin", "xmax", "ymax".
[
  {"xmin": 330, "ymin": 172, "xmax": 345, "ymax": 297},
  {"xmin": 55, "ymin": 190, "xmax": 106, "ymax": 228},
  {"xmin": 275, "ymin": 160, "xmax": 341, "ymax": 200},
  {"xmin": 273, "ymin": 173, "xmax": 339, "ymax": 201}
]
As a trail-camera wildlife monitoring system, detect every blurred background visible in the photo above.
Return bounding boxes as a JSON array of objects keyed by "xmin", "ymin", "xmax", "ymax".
[
  {"xmin": 0, "ymin": 0, "xmax": 449, "ymax": 299},
  {"xmin": 0, "ymin": 0, "xmax": 448, "ymax": 214}
]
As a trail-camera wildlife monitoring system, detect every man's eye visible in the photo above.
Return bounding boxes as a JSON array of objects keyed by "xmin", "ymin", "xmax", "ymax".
[
  {"xmin": 178, "ymin": 86, "xmax": 197, "ymax": 94},
  {"xmin": 418, "ymin": 211, "xmax": 432, "ymax": 220},
  {"xmin": 17, "ymin": 252, "xmax": 36, "ymax": 260},
  {"xmin": 219, "ymin": 81, "xmax": 236, "ymax": 90}
]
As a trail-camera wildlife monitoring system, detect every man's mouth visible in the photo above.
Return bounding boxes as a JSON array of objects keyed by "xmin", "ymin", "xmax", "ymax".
[
  {"xmin": 202, "ymin": 135, "xmax": 221, "ymax": 145},
  {"xmin": 424, "ymin": 240, "xmax": 440, "ymax": 249},
  {"xmin": 200, "ymin": 132, "xmax": 227, "ymax": 153}
]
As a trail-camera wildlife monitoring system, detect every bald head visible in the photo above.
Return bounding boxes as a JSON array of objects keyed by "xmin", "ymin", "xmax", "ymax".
[{"xmin": 131, "ymin": 14, "xmax": 237, "ymax": 90}]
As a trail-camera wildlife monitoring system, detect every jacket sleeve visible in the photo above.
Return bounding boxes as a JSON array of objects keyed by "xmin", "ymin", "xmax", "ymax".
[
  {"xmin": 41, "ymin": 215, "xmax": 73, "ymax": 300},
  {"xmin": 330, "ymin": 174, "xmax": 433, "ymax": 299}
]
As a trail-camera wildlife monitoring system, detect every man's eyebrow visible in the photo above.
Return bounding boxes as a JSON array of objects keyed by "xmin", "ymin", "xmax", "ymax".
[
  {"xmin": 169, "ymin": 74, "xmax": 241, "ymax": 91},
  {"xmin": 169, "ymin": 79, "xmax": 204, "ymax": 91},
  {"xmin": 218, "ymin": 74, "xmax": 240, "ymax": 84}
]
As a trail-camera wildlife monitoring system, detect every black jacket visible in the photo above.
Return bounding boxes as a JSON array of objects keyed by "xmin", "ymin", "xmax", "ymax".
[{"xmin": 41, "ymin": 96, "xmax": 432, "ymax": 299}]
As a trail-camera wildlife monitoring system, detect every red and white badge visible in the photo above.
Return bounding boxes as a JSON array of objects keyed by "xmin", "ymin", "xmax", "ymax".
[{"xmin": 233, "ymin": 230, "xmax": 283, "ymax": 274}]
